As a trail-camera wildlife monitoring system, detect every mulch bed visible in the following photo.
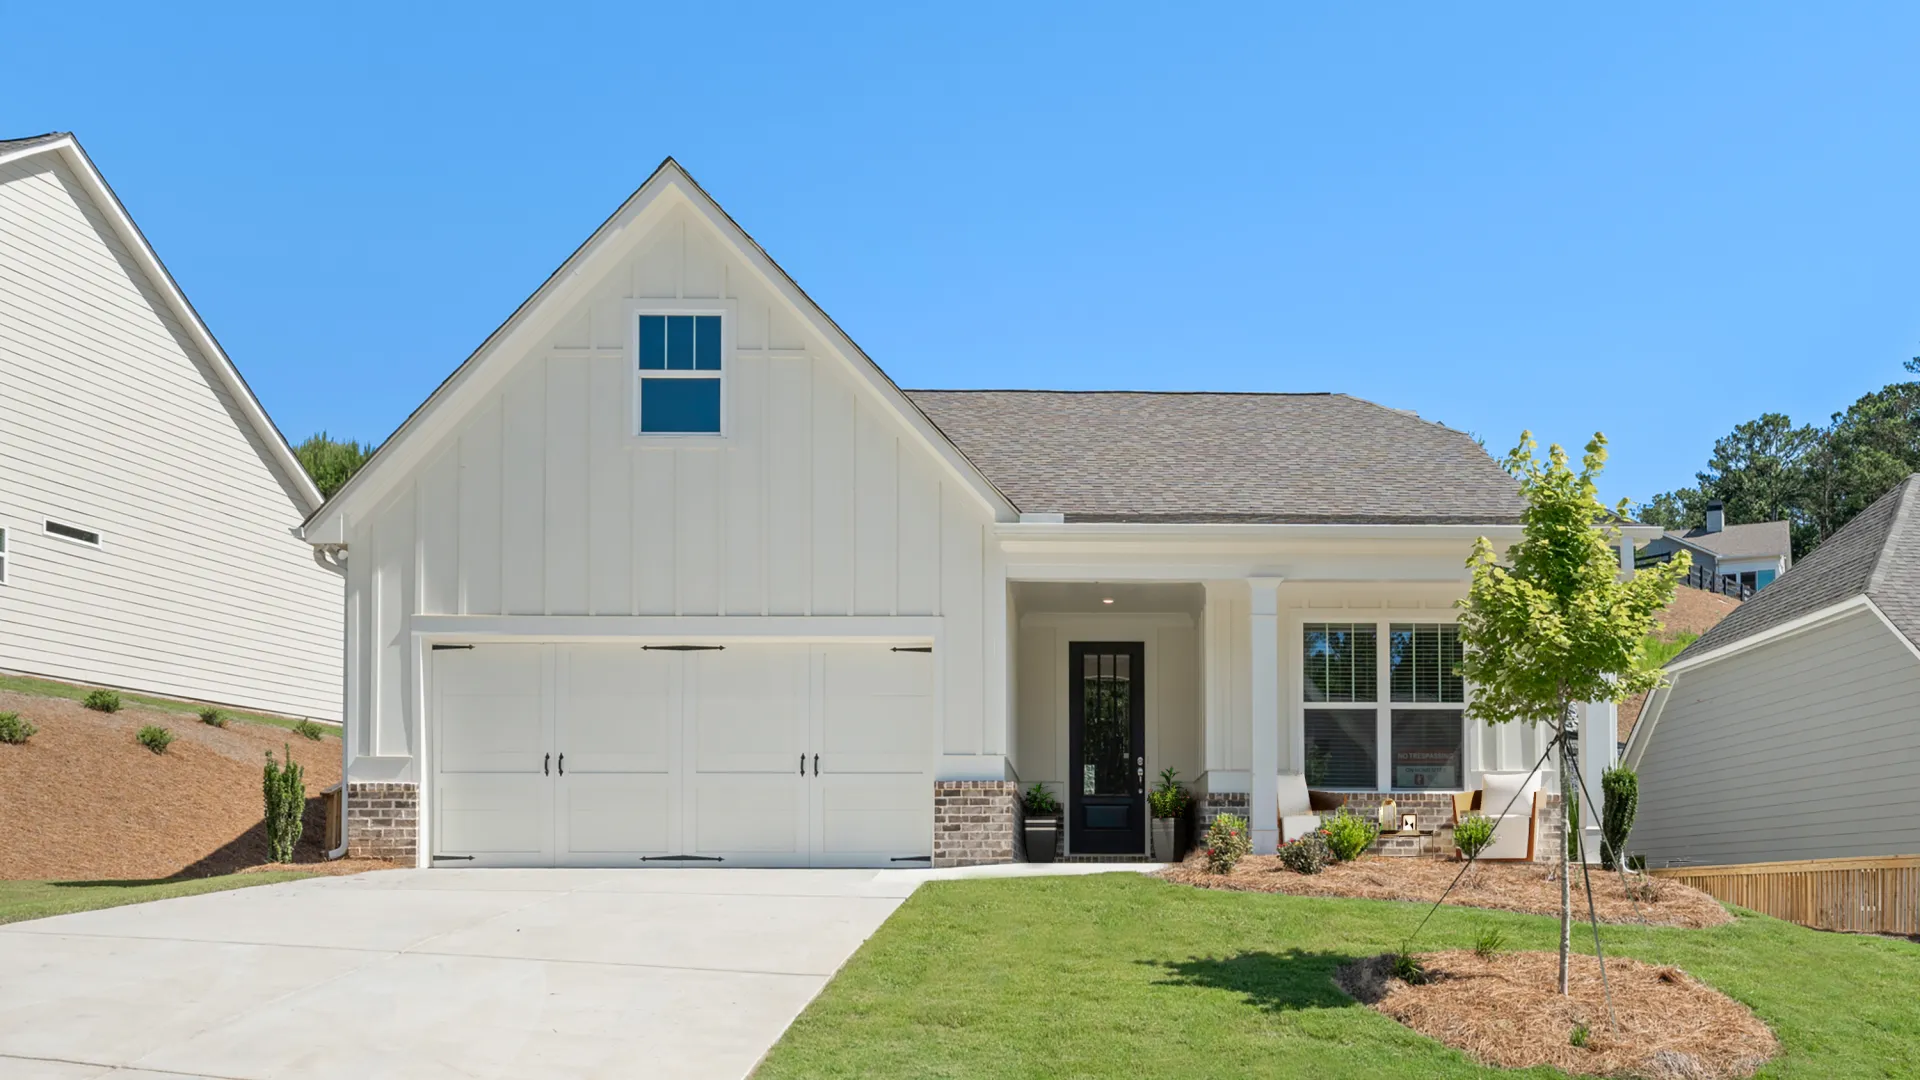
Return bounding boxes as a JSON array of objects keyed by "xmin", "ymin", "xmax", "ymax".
[
  {"xmin": 1163, "ymin": 853, "xmax": 1731, "ymax": 928},
  {"xmin": 1337, "ymin": 950, "xmax": 1777, "ymax": 1079},
  {"xmin": 0, "ymin": 690, "xmax": 394, "ymax": 880}
]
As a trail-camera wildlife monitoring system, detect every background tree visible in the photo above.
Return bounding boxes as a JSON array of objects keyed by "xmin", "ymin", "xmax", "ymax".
[
  {"xmin": 294, "ymin": 432, "xmax": 375, "ymax": 499},
  {"xmin": 1459, "ymin": 432, "xmax": 1686, "ymax": 994}
]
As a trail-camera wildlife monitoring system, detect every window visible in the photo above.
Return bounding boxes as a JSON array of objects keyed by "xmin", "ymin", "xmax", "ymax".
[
  {"xmin": 0, "ymin": 527, "xmax": 7, "ymax": 583},
  {"xmin": 1302, "ymin": 620, "xmax": 1466, "ymax": 791},
  {"xmin": 44, "ymin": 519, "xmax": 101, "ymax": 546},
  {"xmin": 635, "ymin": 312, "xmax": 724, "ymax": 434}
]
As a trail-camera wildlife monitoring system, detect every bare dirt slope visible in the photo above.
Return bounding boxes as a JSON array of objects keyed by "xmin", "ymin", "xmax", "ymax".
[
  {"xmin": 1620, "ymin": 585, "xmax": 1743, "ymax": 742},
  {"xmin": 0, "ymin": 690, "xmax": 346, "ymax": 880}
]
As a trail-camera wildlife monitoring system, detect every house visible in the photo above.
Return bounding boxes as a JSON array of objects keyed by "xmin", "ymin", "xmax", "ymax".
[
  {"xmin": 1624, "ymin": 475, "xmax": 1920, "ymax": 868},
  {"xmin": 305, "ymin": 159, "xmax": 1652, "ymax": 868},
  {"xmin": 0, "ymin": 133, "xmax": 342, "ymax": 719},
  {"xmin": 1636, "ymin": 500, "xmax": 1791, "ymax": 593}
]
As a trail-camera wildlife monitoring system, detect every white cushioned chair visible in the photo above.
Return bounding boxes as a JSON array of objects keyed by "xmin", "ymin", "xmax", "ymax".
[
  {"xmin": 1278, "ymin": 773, "xmax": 1321, "ymax": 843},
  {"xmin": 1460, "ymin": 770, "xmax": 1542, "ymax": 861}
]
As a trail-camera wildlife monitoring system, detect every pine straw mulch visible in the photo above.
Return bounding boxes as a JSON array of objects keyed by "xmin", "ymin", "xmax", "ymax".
[
  {"xmin": 1337, "ymin": 950, "xmax": 1778, "ymax": 1079},
  {"xmin": 0, "ymin": 689, "xmax": 396, "ymax": 881},
  {"xmin": 1162, "ymin": 854, "xmax": 1732, "ymax": 928}
]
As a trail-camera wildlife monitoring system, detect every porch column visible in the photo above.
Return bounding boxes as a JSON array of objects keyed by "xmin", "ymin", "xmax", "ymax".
[
  {"xmin": 1579, "ymin": 699, "xmax": 1618, "ymax": 863},
  {"xmin": 1248, "ymin": 577, "xmax": 1283, "ymax": 855}
]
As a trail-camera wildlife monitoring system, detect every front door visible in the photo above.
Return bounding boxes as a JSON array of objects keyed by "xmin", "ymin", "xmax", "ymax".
[{"xmin": 1068, "ymin": 642, "xmax": 1146, "ymax": 855}]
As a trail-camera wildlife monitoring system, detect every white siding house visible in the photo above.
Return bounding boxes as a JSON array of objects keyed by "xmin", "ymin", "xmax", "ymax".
[
  {"xmin": 1626, "ymin": 475, "xmax": 1920, "ymax": 868},
  {"xmin": 310, "ymin": 159, "xmax": 1647, "ymax": 868},
  {"xmin": 0, "ymin": 133, "xmax": 341, "ymax": 719}
]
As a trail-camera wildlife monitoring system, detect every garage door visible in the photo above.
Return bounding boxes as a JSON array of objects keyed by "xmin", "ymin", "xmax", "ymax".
[{"xmin": 430, "ymin": 642, "xmax": 934, "ymax": 867}]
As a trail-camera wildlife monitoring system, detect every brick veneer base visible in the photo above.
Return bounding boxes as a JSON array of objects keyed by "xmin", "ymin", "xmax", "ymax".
[
  {"xmin": 346, "ymin": 782, "xmax": 419, "ymax": 862},
  {"xmin": 1198, "ymin": 792, "xmax": 1250, "ymax": 838},
  {"xmin": 933, "ymin": 781, "xmax": 1019, "ymax": 868}
]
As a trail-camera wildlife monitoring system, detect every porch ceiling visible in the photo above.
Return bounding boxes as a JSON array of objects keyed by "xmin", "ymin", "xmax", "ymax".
[{"xmin": 1011, "ymin": 581, "xmax": 1204, "ymax": 615}]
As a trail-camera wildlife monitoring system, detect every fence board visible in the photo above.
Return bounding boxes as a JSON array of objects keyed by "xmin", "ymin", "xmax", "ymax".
[{"xmin": 1651, "ymin": 855, "xmax": 1920, "ymax": 935}]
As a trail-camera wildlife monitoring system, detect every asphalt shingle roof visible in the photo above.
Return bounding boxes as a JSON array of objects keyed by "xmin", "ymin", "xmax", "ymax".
[
  {"xmin": 904, "ymin": 390, "xmax": 1526, "ymax": 524},
  {"xmin": 1677, "ymin": 475, "xmax": 1920, "ymax": 660},
  {"xmin": 1661, "ymin": 520, "xmax": 1792, "ymax": 561},
  {"xmin": 0, "ymin": 132, "xmax": 69, "ymax": 154}
]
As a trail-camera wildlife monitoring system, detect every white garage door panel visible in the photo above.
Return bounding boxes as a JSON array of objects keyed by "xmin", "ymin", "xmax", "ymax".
[
  {"xmin": 693, "ymin": 780, "xmax": 809, "ymax": 857},
  {"xmin": 438, "ymin": 777, "xmax": 553, "ymax": 860},
  {"xmin": 558, "ymin": 646, "xmax": 675, "ymax": 773},
  {"xmin": 817, "ymin": 647, "xmax": 932, "ymax": 773},
  {"xmin": 685, "ymin": 647, "xmax": 810, "ymax": 863},
  {"xmin": 815, "ymin": 776, "xmax": 932, "ymax": 862},
  {"xmin": 560, "ymin": 775, "xmax": 674, "ymax": 856}
]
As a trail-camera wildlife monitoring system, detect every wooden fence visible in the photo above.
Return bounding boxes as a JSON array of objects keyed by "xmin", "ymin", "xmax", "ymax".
[{"xmin": 1650, "ymin": 855, "xmax": 1920, "ymax": 935}]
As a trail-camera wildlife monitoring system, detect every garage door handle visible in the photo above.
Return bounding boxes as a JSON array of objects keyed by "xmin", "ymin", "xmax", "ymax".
[
  {"xmin": 799, "ymin": 754, "xmax": 805, "ymax": 775},
  {"xmin": 558, "ymin": 753, "xmax": 565, "ymax": 776},
  {"xmin": 813, "ymin": 753, "xmax": 819, "ymax": 776},
  {"xmin": 544, "ymin": 752, "xmax": 550, "ymax": 776}
]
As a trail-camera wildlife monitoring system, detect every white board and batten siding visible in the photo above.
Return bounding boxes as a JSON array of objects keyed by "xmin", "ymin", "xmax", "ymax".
[
  {"xmin": 0, "ymin": 150, "xmax": 341, "ymax": 718},
  {"xmin": 344, "ymin": 207, "xmax": 1003, "ymax": 788},
  {"xmin": 1634, "ymin": 609, "xmax": 1920, "ymax": 867}
]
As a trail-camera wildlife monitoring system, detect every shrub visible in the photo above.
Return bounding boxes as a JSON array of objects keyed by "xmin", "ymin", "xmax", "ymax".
[
  {"xmin": 263, "ymin": 745, "xmax": 306, "ymax": 863},
  {"xmin": 292, "ymin": 718, "xmax": 325, "ymax": 741},
  {"xmin": 199, "ymin": 707, "xmax": 227, "ymax": 727},
  {"xmin": 1020, "ymin": 782, "xmax": 1061, "ymax": 818},
  {"xmin": 136, "ymin": 725, "xmax": 173, "ymax": 754},
  {"xmin": 0, "ymin": 712, "xmax": 38, "ymax": 745},
  {"xmin": 1570, "ymin": 1023, "xmax": 1592, "ymax": 1048},
  {"xmin": 1391, "ymin": 952, "xmax": 1430, "ymax": 985},
  {"xmin": 1278, "ymin": 831, "xmax": 1332, "ymax": 875},
  {"xmin": 1320, "ymin": 808, "xmax": 1379, "ymax": 862},
  {"xmin": 1472, "ymin": 925, "xmax": 1507, "ymax": 960},
  {"xmin": 1601, "ymin": 765, "xmax": 1639, "ymax": 870},
  {"xmin": 1204, "ymin": 812, "xmax": 1250, "ymax": 874},
  {"xmin": 1624, "ymin": 872, "xmax": 1665, "ymax": 904},
  {"xmin": 83, "ymin": 689, "xmax": 121, "ymax": 713},
  {"xmin": 1148, "ymin": 767, "xmax": 1189, "ymax": 819},
  {"xmin": 1453, "ymin": 813, "xmax": 1496, "ymax": 860}
]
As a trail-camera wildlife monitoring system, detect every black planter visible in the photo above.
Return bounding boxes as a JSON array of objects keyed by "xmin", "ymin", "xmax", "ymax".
[
  {"xmin": 1175, "ymin": 804, "xmax": 1194, "ymax": 860},
  {"xmin": 1024, "ymin": 817, "xmax": 1060, "ymax": 863}
]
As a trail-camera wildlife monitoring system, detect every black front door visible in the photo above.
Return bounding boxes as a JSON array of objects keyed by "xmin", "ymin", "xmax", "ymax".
[{"xmin": 1068, "ymin": 642, "xmax": 1146, "ymax": 855}]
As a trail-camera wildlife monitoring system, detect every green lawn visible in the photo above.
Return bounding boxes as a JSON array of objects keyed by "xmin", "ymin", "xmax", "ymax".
[
  {"xmin": 0, "ymin": 671, "xmax": 336, "ymax": 738},
  {"xmin": 757, "ymin": 873, "xmax": 1919, "ymax": 1079},
  {"xmin": 0, "ymin": 872, "xmax": 313, "ymax": 925}
]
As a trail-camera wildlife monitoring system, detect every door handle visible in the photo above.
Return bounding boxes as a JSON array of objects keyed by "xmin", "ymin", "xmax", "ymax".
[
  {"xmin": 558, "ymin": 753, "xmax": 565, "ymax": 776},
  {"xmin": 544, "ymin": 752, "xmax": 550, "ymax": 776},
  {"xmin": 800, "ymin": 753, "xmax": 805, "ymax": 776},
  {"xmin": 814, "ymin": 753, "xmax": 820, "ymax": 776}
]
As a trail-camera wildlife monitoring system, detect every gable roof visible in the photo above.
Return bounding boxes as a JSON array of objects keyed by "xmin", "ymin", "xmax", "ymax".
[
  {"xmin": 1676, "ymin": 475, "xmax": 1920, "ymax": 660},
  {"xmin": 304, "ymin": 158, "xmax": 1015, "ymax": 538},
  {"xmin": 905, "ymin": 390, "xmax": 1526, "ymax": 524},
  {"xmin": 0, "ymin": 132, "xmax": 323, "ymax": 513},
  {"xmin": 1657, "ymin": 519, "xmax": 1791, "ymax": 562}
]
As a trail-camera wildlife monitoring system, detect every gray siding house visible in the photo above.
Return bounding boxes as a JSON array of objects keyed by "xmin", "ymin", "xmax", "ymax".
[
  {"xmin": 1636, "ymin": 499, "xmax": 1791, "ymax": 593},
  {"xmin": 1624, "ymin": 476, "xmax": 1920, "ymax": 868}
]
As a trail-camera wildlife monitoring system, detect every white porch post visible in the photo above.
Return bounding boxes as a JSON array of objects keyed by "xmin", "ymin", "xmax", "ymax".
[{"xmin": 1248, "ymin": 577, "xmax": 1283, "ymax": 855}]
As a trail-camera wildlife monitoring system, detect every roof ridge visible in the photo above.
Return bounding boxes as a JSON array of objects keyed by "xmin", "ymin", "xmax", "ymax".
[
  {"xmin": 1865, "ymin": 474, "xmax": 1920, "ymax": 598},
  {"xmin": 902, "ymin": 388, "xmax": 1336, "ymax": 397}
]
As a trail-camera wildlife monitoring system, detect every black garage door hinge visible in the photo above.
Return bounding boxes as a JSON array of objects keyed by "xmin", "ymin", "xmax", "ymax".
[
  {"xmin": 641, "ymin": 854, "xmax": 725, "ymax": 862},
  {"xmin": 891, "ymin": 646, "xmax": 933, "ymax": 653},
  {"xmin": 642, "ymin": 644, "xmax": 726, "ymax": 651},
  {"xmin": 432, "ymin": 644, "xmax": 475, "ymax": 651},
  {"xmin": 892, "ymin": 854, "xmax": 933, "ymax": 862},
  {"xmin": 432, "ymin": 854, "xmax": 476, "ymax": 861}
]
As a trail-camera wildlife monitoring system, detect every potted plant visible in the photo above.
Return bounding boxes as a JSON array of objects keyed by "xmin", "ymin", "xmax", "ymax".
[
  {"xmin": 1021, "ymin": 783, "xmax": 1062, "ymax": 863},
  {"xmin": 1149, "ymin": 767, "xmax": 1190, "ymax": 862}
]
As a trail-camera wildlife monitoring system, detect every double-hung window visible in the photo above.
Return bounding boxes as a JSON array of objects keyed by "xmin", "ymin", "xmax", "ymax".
[
  {"xmin": 634, "ymin": 311, "xmax": 725, "ymax": 435},
  {"xmin": 1303, "ymin": 620, "xmax": 1466, "ymax": 791}
]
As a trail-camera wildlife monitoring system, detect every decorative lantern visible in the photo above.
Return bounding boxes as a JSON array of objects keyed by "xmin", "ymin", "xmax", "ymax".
[{"xmin": 1377, "ymin": 798, "xmax": 1397, "ymax": 831}]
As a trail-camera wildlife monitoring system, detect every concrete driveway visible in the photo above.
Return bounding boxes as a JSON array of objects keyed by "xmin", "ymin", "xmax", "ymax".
[{"xmin": 0, "ymin": 868, "xmax": 931, "ymax": 1080}]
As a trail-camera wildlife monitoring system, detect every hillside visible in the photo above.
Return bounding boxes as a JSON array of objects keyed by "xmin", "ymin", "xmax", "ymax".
[
  {"xmin": 1618, "ymin": 585, "xmax": 1743, "ymax": 743},
  {"xmin": 0, "ymin": 687, "xmax": 354, "ymax": 880}
]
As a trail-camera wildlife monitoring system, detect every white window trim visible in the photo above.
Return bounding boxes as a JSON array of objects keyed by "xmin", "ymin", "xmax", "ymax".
[
  {"xmin": 627, "ymin": 299, "xmax": 736, "ymax": 444},
  {"xmin": 1296, "ymin": 615, "xmax": 1471, "ymax": 793},
  {"xmin": 43, "ymin": 518, "xmax": 102, "ymax": 548}
]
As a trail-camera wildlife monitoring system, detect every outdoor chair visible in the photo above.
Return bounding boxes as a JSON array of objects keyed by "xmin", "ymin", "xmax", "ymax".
[
  {"xmin": 1451, "ymin": 770, "xmax": 1541, "ymax": 861},
  {"xmin": 1278, "ymin": 773, "xmax": 1321, "ymax": 843}
]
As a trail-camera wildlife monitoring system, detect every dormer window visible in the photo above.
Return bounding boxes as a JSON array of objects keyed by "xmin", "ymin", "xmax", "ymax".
[{"xmin": 634, "ymin": 310, "xmax": 725, "ymax": 435}]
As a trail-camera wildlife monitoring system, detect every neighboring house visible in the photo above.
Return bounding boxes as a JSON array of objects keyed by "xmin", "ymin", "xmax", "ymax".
[
  {"xmin": 306, "ymin": 159, "xmax": 1651, "ymax": 868},
  {"xmin": 0, "ymin": 133, "xmax": 342, "ymax": 719},
  {"xmin": 1624, "ymin": 475, "xmax": 1920, "ymax": 868},
  {"xmin": 1637, "ymin": 500, "xmax": 1791, "ymax": 593}
]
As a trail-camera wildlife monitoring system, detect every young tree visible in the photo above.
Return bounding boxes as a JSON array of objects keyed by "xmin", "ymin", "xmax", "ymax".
[{"xmin": 1457, "ymin": 433, "xmax": 1686, "ymax": 993}]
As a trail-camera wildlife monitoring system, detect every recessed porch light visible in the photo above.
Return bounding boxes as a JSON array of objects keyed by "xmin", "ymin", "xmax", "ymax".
[{"xmin": 1101, "ymin": 597, "xmax": 1115, "ymax": 604}]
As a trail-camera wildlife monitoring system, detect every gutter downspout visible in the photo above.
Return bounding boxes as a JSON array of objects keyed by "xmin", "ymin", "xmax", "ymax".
[{"xmin": 312, "ymin": 542, "xmax": 351, "ymax": 860}]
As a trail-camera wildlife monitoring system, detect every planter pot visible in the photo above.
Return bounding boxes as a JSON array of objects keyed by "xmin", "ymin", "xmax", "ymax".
[
  {"xmin": 1151, "ymin": 817, "xmax": 1178, "ymax": 862},
  {"xmin": 1175, "ymin": 808, "xmax": 1193, "ymax": 861},
  {"xmin": 1024, "ymin": 817, "xmax": 1060, "ymax": 863}
]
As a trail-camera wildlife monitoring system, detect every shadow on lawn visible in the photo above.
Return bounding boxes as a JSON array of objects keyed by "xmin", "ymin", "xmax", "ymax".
[{"xmin": 1145, "ymin": 949, "xmax": 1360, "ymax": 1012}]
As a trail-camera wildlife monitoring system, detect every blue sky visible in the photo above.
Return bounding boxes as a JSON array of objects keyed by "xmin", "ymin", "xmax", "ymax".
[{"xmin": 7, "ymin": 4, "xmax": 1917, "ymax": 507}]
